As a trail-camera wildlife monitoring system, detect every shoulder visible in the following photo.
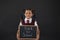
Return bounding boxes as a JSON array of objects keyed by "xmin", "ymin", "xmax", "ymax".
[{"xmin": 34, "ymin": 20, "xmax": 37, "ymax": 23}]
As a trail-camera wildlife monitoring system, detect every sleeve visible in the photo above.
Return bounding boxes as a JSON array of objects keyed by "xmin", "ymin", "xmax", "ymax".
[
  {"xmin": 19, "ymin": 22, "xmax": 22, "ymax": 26},
  {"xmin": 34, "ymin": 21, "xmax": 38, "ymax": 26}
]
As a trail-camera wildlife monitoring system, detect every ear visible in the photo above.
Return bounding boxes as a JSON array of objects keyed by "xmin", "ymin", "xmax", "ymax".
[
  {"xmin": 24, "ymin": 13, "xmax": 25, "ymax": 15},
  {"xmin": 32, "ymin": 14, "xmax": 34, "ymax": 16}
]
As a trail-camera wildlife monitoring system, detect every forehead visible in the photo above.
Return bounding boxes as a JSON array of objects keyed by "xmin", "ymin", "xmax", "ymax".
[{"xmin": 25, "ymin": 10, "xmax": 32, "ymax": 13}]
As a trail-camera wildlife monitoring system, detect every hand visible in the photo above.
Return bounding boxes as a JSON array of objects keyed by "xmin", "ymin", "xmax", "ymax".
[
  {"xmin": 35, "ymin": 38, "xmax": 39, "ymax": 40},
  {"xmin": 36, "ymin": 34, "xmax": 40, "ymax": 40}
]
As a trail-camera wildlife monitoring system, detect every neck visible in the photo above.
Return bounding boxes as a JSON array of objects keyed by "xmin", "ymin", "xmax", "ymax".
[
  {"xmin": 26, "ymin": 17, "xmax": 31, "ymax": 19},
  {"xmin": 27, "ymin": 18, "xmax": 30, "ymax": 19}
]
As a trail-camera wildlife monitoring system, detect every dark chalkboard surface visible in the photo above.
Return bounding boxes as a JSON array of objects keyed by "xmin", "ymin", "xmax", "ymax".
[{"xmin": 20, "ymin": 25, "xmax": 37, "ymax": 38}]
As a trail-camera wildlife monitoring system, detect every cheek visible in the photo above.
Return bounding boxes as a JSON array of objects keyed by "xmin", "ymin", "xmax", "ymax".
[
  {"xmin": 30, "ymin": 14, "xmax": 33, "ymax": 16},
  {"xmin": 25, "ymin": 14, "xmax": 27, "ymax": 17},
  {"xmin": 29, "ymin": 14, "xmax": 33, "ymax": 17}
]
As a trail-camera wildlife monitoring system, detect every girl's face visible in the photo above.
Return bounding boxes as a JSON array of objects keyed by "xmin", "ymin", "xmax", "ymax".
[{"xmin": 24, "ymin": 10, "xmax": 33, "ymax": 19}]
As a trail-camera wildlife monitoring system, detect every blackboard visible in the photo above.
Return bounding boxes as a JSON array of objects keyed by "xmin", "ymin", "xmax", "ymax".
[{"xmin": 20, "ymin": 25, "xmax": 37, "ymax": 38}]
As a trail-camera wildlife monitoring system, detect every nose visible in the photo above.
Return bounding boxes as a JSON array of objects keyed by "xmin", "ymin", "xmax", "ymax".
[{"xmin": 27, "ymin": 13, "xmax": 30, "ymax": 15}]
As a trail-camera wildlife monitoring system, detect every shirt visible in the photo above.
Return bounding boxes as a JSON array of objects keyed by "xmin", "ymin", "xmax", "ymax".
[{"xmin": 19, "ymin": 18, "xmax": 38, "ymax": 26}]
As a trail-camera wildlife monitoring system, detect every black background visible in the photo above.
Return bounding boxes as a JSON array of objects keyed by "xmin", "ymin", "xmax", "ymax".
[{"xmin": 0, "ymin": 0, "xmax": 57, "ymax": 40}]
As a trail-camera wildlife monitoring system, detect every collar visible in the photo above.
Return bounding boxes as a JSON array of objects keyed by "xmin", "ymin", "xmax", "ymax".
[{"xmin": 24, "ymin": 18, "xmax": 32, "ymax": 23}]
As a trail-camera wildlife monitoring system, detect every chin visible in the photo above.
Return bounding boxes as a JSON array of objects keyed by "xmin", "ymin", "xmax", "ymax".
[{"xmin": 27, "ymin": 17, "xmax": 30, "ymax": 19}]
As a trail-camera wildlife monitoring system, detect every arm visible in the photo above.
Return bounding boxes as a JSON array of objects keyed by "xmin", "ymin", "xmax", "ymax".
[
  {"xmin": 34, "ymin": 21, "xmax": 40, "ymax": 40},
  {"xmin": 36, "ymin": 25, "xmax": 40, "ymax": 40},
  {"xmin": 16, "ymin": 22, "xmax": 22, "ymax": 40},
  {"xmin": 16, "ymin": 24, "xmax": 20, "ymax": 40}
]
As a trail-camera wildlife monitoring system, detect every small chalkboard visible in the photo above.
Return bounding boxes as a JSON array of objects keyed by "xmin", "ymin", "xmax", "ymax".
[{"xmin": 20, "ymin": 25, "xmax": 37, "ymax": 38}]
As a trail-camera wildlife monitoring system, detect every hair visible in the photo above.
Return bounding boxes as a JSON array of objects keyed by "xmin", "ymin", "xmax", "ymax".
[{"xmin": 23, "ymin": 8, "xmax": 35, "ymax": 14}]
